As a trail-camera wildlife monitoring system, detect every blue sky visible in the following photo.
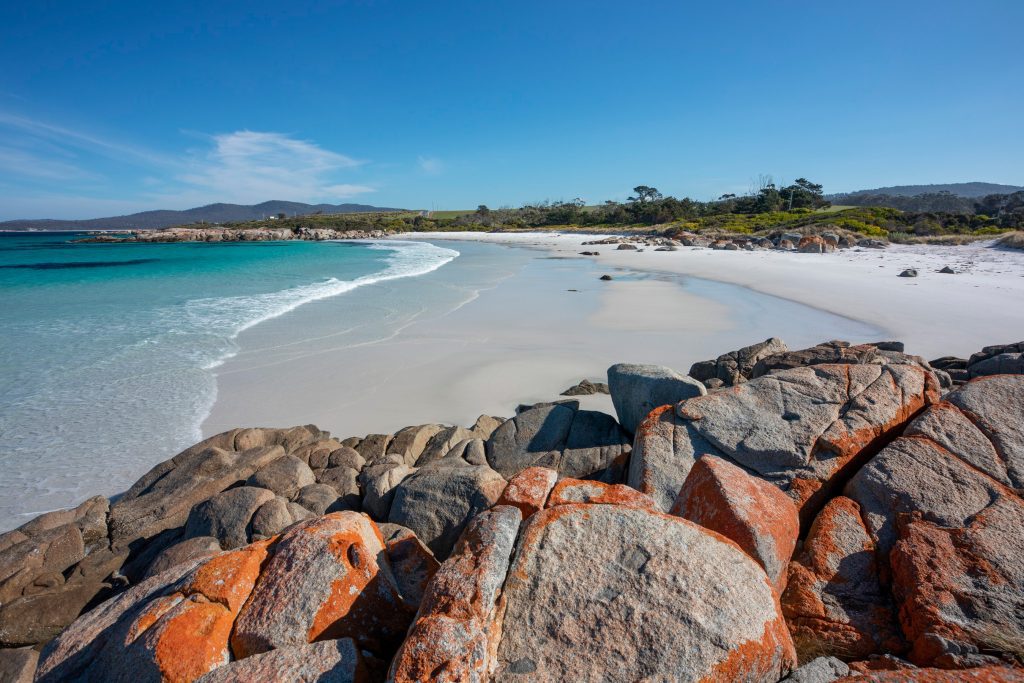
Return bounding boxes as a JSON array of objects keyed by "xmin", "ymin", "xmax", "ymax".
[{"xmin": 1, "ymin": 1, "xmax": 1022, "ymax": 219}]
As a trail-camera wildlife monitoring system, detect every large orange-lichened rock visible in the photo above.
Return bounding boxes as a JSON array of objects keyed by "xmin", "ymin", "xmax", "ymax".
[
  {"xmin": 36, "ymin": 511, "xmax": 411, "ymax": 682},
  {"xmin": 388, "ymin": 505, "xmax": 522, "ymax": 683},
  {"xmin": 231, "ymin": 513, "xmax": 408, "ymax": 659},
  {"xmin": 492, "ymin": 503, "xmax": 797, "ymax": 681},
  {"xmin": 781, "ymin": 496, "xmax": 903, "ymax": 663},
  {"xmin": 35, "ymin": 542, "xmax": 269, "ymax": 682},
  {"xmin": 846, "ymin": 375, "xmax": 1024, "ymax": 668},
  {"xmin": 546, "ymin": 477, "xmax": 659, "ymax": 511},
  {"xmin": 671, "ymin": 455, "xmax": 799, "ymax": 593},
  {"xmin": 630, "ymin": 363, "xmax": 939, "ymax": 521},
  {"xmin": 496, "ymin": 466, "xmax": 558, "ymax": 517},
  {"xmin": 891, "ymin": 502, "xmax": 1024, "ymax": 669}
]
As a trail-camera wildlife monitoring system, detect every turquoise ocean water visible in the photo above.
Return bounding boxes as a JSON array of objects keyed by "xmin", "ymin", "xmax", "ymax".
[{"xmin": 0, "ymin": 233, "xmax": 457, "ymax": 530}]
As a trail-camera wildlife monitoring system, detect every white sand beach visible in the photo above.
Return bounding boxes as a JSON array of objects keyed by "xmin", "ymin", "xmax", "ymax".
[
  {"xmin": 410, "ymin": 232, "xmax": 1024, "ymax": 360},
  {"xmin": 199, "ymin": 233, "xmax": 1024, "ymax": 443}
]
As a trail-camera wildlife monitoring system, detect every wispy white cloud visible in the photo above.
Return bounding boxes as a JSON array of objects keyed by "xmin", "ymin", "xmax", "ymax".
[
  {"xmin": 0, "ymin": 114, "xmax": 379, "ymax": 218},
  {"xmin": 0, "ymin": 145, "xmax": 98, "ymax": 181},
  {"xmin": 417, "ymin": 155, "xmax": 443, "ymax": 175},
  {"xmin": 176, "ymin": 131, "xmax": 373, "ymax": 204},
  {"xmin": 0, "ymin": 111, "xmax": 176, "ymax": 168}
]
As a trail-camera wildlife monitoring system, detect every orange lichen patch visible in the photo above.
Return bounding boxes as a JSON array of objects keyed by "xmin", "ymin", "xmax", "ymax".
[
  {"xmin": 671, "ymin": 456, "xmax": 799, "ymax": 593},
  {"xmin": 781, "ymin": 497, "xmax": 904, "ymax": 662},
  {"xmin": 125, "ymin": 594, "xmax": 183, "ymax": 644},
  {"xmin": 547, "ymin": 478, "xmax": 658, "ymax": 511},
  {"xmin": 183, "ymin": 541, "xmax": 270, "ymax": 613},
  {"xmin": 389, "ymin": 613, "xmax": 489, "ymax": 683},
  {"xmin": 788, "ymin": 478, "xmax": 824, "ymax": 515},
  {"xmin": 307, "ymin": 528, "xmax": 379, "ymax": 643},
  {"xmin": 497, "ymin": 467, "xmax": 558, "ymax": 518},
  {"xmin": 699, "ymin": 608, "xmax": 797, "ymax": 682},
  {"xmin": 636, "ymin": 404, "xmax": 674, "ymax": 442},
  {"xmin": 889, "ymin": 510, "xmax": 1017, "ymax": 667},
  {"xmin": 837, "ymin": 667, "xmax": 1024, "ymax": 682},
  {"xmin": 150, "ymin": 598, "xmax": 234, "ymax": 682}
]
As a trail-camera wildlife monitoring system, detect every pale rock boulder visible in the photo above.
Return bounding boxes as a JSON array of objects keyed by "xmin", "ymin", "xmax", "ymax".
[
  {"xmin": 469, "ymin": 414, "xmax": 504, "ymax": 440},
  {"xmin": 197, "ymin": 638, "xmax": 367, "ymax": 682},
  {"xmin": 847, "ymin": 375, "xmax": 1024, "ymax": 554},
  {"xmin": 183, "ymin": 486, "xmax": 276, "ymax": 550},
  {"xmin": 606, "ymin": 362, "xmax": 706, "ymax": 434},
  {"xmin": 355, "ymin": 433, "xmax": 393, "ymax": 464},
  {"xmin": 493, "ymin": 503, "xmax": 797, "ymax": 681},
  {"xmin": 436, "ymin": 438, "xmax": 488, "ymax": 467},
  {"xmin": 0, "ymin": 522, "xmax": 86, "ymax": 605},
  {"xmin": 108, "ymin": 443, "xmax": 285, "ymax": 548},
  {"xmin": 782, "ymin": 656, "xmax": 850, "ymax": 682},
  {"xmin": 416, "ymin": 426, "xmax": 473, "ymax": 465},
  {"xmin": 144, "ymin": 536, "xmax": 222, "ymax": 579},
  {"xmin": 627, "ymin": 404, "xmax": 711, "ymax": 511},
  {"xmin": 688, "ymin": 337, "xmax": 789, "ymax": 387},
  {"xmin": 248, "ymin": 497, "xmax": 294, "ymax": 540},
  {"xmin": 327, "ymin": 446, "xmax": 365, "ymax": 471},
  {"xmin": 632, "ymin": 363, "xmax": 938, "ymax": 523},
  {"xmin": 672, "ymin": 455, "xmax": 799, "ymax": 593},
  {"xmin": 388, "ymin": 505, "xmax": 522, "ymax": 683},
  {"xmin": 388, "ymin": 463, "xmax": 506, "ymax": 559},
  {"xmin": 781, "ymin": 496, "xmax": 903, "ymax": 662},
  {"xmin": 289, "ymin": 438, "xmax": 343, "ymax": 470},
  {"xmin": 292, "ymin": 483, "xmax": 341, "ymax": 515},
  {"xmin": 246, "ymin": 454, "xmax": 316, "ymax": 499},
  {"xmin": 232, "ymin": 513, "xmax": 409, "ymax": 658},
  {"xmin": 316, "ymin": 466, "xmax": 361, "ymax": 510},
  {"xmin": 485, "ymin": 401, "xmax": 631, "ymax": 483},
  {"xmin": 362, "ymin": 463, "xmax": 416, "ymax": 521},
  {"xmin": 387, "ymin": 424, "xmax": 445, "ymax": 466}
]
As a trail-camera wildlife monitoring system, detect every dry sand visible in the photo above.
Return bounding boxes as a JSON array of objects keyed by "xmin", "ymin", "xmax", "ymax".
[{"xmin": 411, "ymin": 232, "xmax": 1024, "ymax": 360}]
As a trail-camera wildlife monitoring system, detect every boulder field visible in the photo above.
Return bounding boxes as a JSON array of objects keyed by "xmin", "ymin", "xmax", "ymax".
[{"xmin": 1, "ymin": 339, "xmax": 1022, "ymax": 682}]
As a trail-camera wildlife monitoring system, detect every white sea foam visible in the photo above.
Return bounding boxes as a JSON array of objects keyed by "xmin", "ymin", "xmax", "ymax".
[
  {"xmin": 0, "ymin": 239, "xmax": 459, "ymax": 532},
  {"xmin": 190, "ymin": 240, "xmax": 459, "ymax": 370}
]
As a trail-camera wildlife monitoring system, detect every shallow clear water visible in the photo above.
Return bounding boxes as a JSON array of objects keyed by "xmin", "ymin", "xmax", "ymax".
[{"xmin": 0, "ymin": 233, "xmax": 457, "ymax": 530}]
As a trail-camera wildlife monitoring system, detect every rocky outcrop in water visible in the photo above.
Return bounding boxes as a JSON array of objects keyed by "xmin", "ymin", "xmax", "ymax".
[
  {"xmin": 76, "ymin": 226, "xmax": 390, "ymax": 243},
  {"xmin": 2, "ymin": 338, "xmax": 1024, "ymax": 681}
]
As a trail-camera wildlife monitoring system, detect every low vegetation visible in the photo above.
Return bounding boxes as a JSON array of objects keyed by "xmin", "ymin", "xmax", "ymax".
[
  {"xmin": 159, "ymin": 177, "xmax": 1024, "ymax": 243},
  {"xmin": 996, "ymin": 231, "xmax": 1024, "ymax": 250}
]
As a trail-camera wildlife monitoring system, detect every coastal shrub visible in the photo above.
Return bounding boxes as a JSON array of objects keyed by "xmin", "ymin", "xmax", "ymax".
[{"xmin": 832, "ymin": 218, "xmax": 887, "ymax": 237}]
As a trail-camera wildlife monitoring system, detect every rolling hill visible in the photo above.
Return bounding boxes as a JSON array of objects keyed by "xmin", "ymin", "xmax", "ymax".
[
  {"xmin": 831, "ymin": 182, "xmax": 1024, "ymax": 199},
  {"xmin": 0, "ymin": 201, "xmax": 405, "ymax": 231}
]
